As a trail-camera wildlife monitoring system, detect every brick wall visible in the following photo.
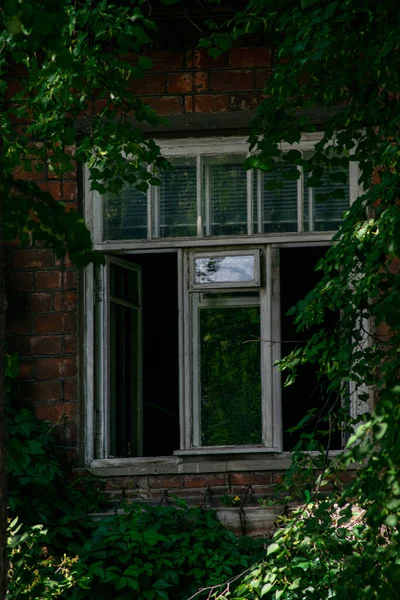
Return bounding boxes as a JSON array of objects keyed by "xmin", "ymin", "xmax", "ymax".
[{"xmin": 6, "ymin": 44, "xmax": 271, "ymax": 466}]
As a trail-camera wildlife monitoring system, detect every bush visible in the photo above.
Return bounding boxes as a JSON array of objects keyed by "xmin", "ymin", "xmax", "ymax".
[{"xmin": 71, "ymin": 500, "xmax": 264, "ymax": 600}]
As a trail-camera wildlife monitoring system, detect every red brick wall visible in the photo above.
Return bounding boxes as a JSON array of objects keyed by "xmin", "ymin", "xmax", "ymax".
[{"xmin": 5, "ymin": 44, "xmax": 270, "ymax": 466}]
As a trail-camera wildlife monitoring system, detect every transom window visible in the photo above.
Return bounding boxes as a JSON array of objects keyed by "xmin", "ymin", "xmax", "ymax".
[{"xmin": 84, "ymin": 135, "xmax": 360, "ymax": 461}]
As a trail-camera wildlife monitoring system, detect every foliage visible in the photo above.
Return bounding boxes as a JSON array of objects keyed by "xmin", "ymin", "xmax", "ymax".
[
  {"xmin": 7, "ymin": 517, "xmax": 80, "ymax": 599},
  {"xmin": 70, "ymin": 500, "xmax": 264, "ymax": 600},
  {"xmin": 1, "ymin": 0, "xmax": 170, "ymax": 264},
  {"xmin": 198, "ymin": 0, "xmax": 400, "ymax": 598}
]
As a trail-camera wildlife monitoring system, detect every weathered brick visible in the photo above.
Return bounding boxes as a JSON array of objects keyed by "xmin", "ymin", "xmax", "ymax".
[
  {"xmin": 35, "ymin": 357, "xmax": 77, "ymax": 379},
  {"xmin": 6, "ymin": 271, "xmax": 34, "ymax": 292},
  {"xmin": 194, "ymin": 94, "xmax": 229, "ymax": 113},
  {"xmin": 167, "ymin": 72, "xmax": 193, "ymax": 93},
  {"xmin": 19, "ymin": 380, "xmax": 62, "ymax": 402},
  {"xmin": 33, "ymin": 402, "xmax": 77, "ymax": 424},
  {"xmin": 184, "ymin": 95, "xmax": 194, "ymax": 113},
  {"xmin": 60, "ymin": 181, "xmax": 78, "ymax": 201},
  {"xmin": 64, "ymin": 379, "xmax": 78, "ymax": 401},
  {"xmin": 37, "ymin": 181, "xmax": 62, "ymax": 200},
  {"xmin": 23, "ymin": 292, "xmax": 52, "ymax": 312},
  {"xmin": 65, "ymin": 312, "xmax": 77, "ymax": 333},
  {"xmin": 255, "ymin": 68, "xmax": 272, "ymax": 90},
  {"xmin": 35, "ymin": 313, "xmax": 67, "ymax": 334},
  {"xmin": 18, "ymin": 360, "xmax": 34, "ymax": 380},
  {"xmin": 54, "ymin": 291, "xmax": 78, "ymax": 312},
  {"xmin": 183, "ymin": 474, "xmax": 227, "ymax": 488},
  {"xmin": 186, "ymin": 49, "xmax": 226, "ymax": 69},
  {"xmin": 211, "ymin": 70, "xmax": 253, "ymax": 92},
  {"xmin": 271, "ymin": 472, "xmax": 284, "ymax": 484},
  {"xmin": 229, "ymin": 47, "xmax": 272, "ymax": 68},
  {"xmin": 12, "ymin": 160, "xmax": 46, "ymax": 180},
  {"xmin": 229, "ymin": 472, "xmax": 272, "ymax": 486},
  {"xmin": 13, "ymin": 249, "xmax": 54, "ymax": 269},
  {"xmin": 63, "ymin": 270, "xmax": 77, "ymax": 290},
  {"xmin": 148, "ymin": 475, "xmax": 183, "ymax": 489},
  {"xmin": 6, "ymin": 313, "xmax": 33, "ymax": 335},
  {"xmin": 35, "ymin": 270, "xmax": 62, "ymax": 290},
  {"xmin": 194, "ymin": 71, "xmax": 209, "ymax": 93},
  {"xmin": 144, "ymin": 96, "xmax": 183, "ymax": 115},
  {"xmin": 65, "ymin": 334, "xmax": 77, "ymax": 354},
  {"xmin": 229, "ymin": 92, "xmax": 263, "ymax": 111},
  {"xmin": 147, "ymin": 50, "xmax": 183, "ymax": 71},
  {"xmin": 19, "ymin": 335, "xmax": 62, "ymax": 356},
  {"xmin": 131, "ymin": 73, "xmax": 165, "ymax": 95}
]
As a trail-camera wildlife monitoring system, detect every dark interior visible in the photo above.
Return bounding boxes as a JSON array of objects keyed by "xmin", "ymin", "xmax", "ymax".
[
  {"xmin": 280, "ymin": 246, "xmax": 342, "ymax": 450},
  {"xmin": 128, "ymin": 252, "xmax": 180, "ymax": 456}
]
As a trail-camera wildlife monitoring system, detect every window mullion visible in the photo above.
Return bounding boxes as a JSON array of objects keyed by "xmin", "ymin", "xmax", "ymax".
[
  {"xmin": 257, "ymin": 170, "xmax": 263, "ymax": 234},
  {"xmin": 260, "ymin": 246, "xmax": 274, "ymax": 448},
  {"xmin": 204, "ymin": 163, "xmax": 211, "ymax": 236},
  {"xmin": 247, "ymin": 157, "xmax": 253, "ymax": 236},
  {"xmin": 309, "ymin": 187, "xmax": 315, "ymax": 231},
  {"xmin": 297, "ymin": 162, "xmax": 304, "ymax": 233},
  {"xmin": 153, "ymin": 185, "xmax": 160, "ymax": 238},
  {"xmin": 147, "ymin": 173, "xmax": 153, "ymax": 240},
  {"xmin": 196, "ymin": 154, "xmax": 203, "ymax": 237},
  {"xmin": 191, "ymin": 293, "xmax": 201, "ymax": 447}
]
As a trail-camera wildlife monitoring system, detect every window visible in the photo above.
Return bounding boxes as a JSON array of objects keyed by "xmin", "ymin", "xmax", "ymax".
[{"xmin": 84, "ymin": 135, "xmax": 360, "ymax": 461}]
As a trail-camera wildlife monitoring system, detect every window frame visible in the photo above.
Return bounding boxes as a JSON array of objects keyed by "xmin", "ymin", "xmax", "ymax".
[{"xmin": 82, "ymin": 134, "xmax": 362, "ymax": 464}]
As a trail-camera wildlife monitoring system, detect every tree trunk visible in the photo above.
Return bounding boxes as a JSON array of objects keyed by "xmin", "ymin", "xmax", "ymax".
[{"xmin": 0, "ymin": 181, "xmax": 8, "ymax": 598}]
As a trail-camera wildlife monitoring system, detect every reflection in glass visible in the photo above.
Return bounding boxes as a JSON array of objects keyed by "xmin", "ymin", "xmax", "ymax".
[
  {"xmin": 200, "ymin": 306, "xmax": 262, "ymax": 446},
  {"xmin": 194, "ymin": 255, "xmax": 255, "ymax": 285},
  {"xmin": 158, "ymin": 157, "xmax": 197, "ymax": 238},
  {"xmin": 204, "ymin": 154, "xmax": 247, "ymax": 236},
  {"xmin": 253, "ymin": 163, "xmax": 298, "ymax": 233},
  {"xmin": 103, "ymin": 185, "xmax": 147, "ymax": 241}
]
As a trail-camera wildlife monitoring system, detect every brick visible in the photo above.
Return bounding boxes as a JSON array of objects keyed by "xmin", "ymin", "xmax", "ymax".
[
  {"xmin": 143, "ymin": 96, "xmax": 183, "ymax": 115},
  {"xmin": 147, "ymin": 50, "xmax": 183, "ymax": 72},
  {"xmin": 65, "ymin": 312, "xmax": 77, "ymax": 333},
  {"xmin": 167, "ymin": 72, "xmax": 193, "ymax": 93},
  {"xmin": 5, "ymin": 271, "xmax": 34, "ymax": 292},
  {"xmin": 229, "ymin": 93, "xmax": 263, "ymax": 111},
  {"xmin": 271, "ymin": 472, "xmax": 284, "ymax": 483},
  {"xmin": 131, "ymin": 73, "xmax": 165, "ymax": 95},
  {"xmin": 63, "ymin": 270, "xmax": 77, "ymax": 290},
  {"xmin": 148, "ymin": 475, "xmax": 183, "ymax": 489},
  {"xmin": 18, "ymin": 360, "xmax": 34, "ymax": 380},
  {"xmin": 184, "ymin": 96, "xmax": 193, "ymax": 113},
  {"xmin": 19, "ymin": 335, "xmax": 62, "ymax": 355},
  {"xmin": 35, "ymin": 270, "xmax": 62, "ymax": 290},
  {"xmin": 64, "ymin": 421, "xmax": 78, "ymax": 445},
  {"xmin": 60, "ymin": 182, "xmax": 78, "ymax": 201},
  {"xmin": 211, "ymin": 70, "xmax": 253, "ymax": 92},
  {"xmin": 13, "ymin": 249, "xmax": 54, "ymax": 269},
  {"xmin": 6, "ymin": 313, "xmax": 33, "ymax": 335},
  {"xmin": 35, "ymin": 313, "xmax": 67, "ymax": 334},
  {"xmin": 230, "ymin": 47, "xmax": 272, "ymax": 68},
  {"xmin": 184, "ymin": 474, "xmax": 227, "ymax": 488},
  {"xmin": 64, "ymin": 379, "xmax": 78, "ymax": 401},
  {"xmin": 35, "ymin": 357, "xmax": 77, "ymax": 379},
  {"xmin": 194, "ymin": 94, "xmax": 229, "ymax": 113},
  {"xmin": 33, "ymin": 402, "xmax": 76, "ymax": 424},
  {"xmin": 12, "ymin": 160, "xmax": 46, "ymax": 180},
  {"xmin": 24, "ymin": 292, "xmax": 52, "ymax": 312},
  {"xmin": 65, "ymin": 334, "xmax": 77, "ymax": 354},
  {"xmin": 255, "ymin": 68, "xmax": 272, "ymax": 90},
  {"xmin": 19, "ymin": 381, "xmax": 62, "ymax": 402},
  {"xmin": 229, "ymin": 472, "xmax": 272, "ymax": 486},
  {"xmin": 194, "ymin": 71, "xmax": 209, "ymax": 93},
  {"xmin": 37, "ymin": 181, "xmax": 62, "ymax": 200},
  {"xmin": 186, "ymin": 49, "xmax": 226, "ymax": 69},
  {"xmin": 54, "ymin": 291, "xmax": 78, "ymax": 312}
]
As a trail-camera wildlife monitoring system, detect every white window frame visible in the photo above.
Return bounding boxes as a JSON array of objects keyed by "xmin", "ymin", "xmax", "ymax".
[{"xmin": 82, "ymin": 134, "xmax": 361, "ymax": 464}]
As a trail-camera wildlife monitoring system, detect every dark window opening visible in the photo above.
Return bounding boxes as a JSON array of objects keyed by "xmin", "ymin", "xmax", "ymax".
[
  {"xmin": 126, "ymin": 252, "xmax": 180, "ymax": 457},
  {"xmin": 280, "ymin": 247, "xmax": 342, "ymax": 451}
]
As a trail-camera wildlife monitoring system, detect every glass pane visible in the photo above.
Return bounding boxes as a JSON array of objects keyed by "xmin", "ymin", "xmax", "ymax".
[
  {"xmin": 158, "ymin": 157, "xmax": 197, "ymax": 238},
  {"xmin": 110, "ymin": 302, "xmax": 140, "ymax": 457},
  {"xmin": 200, "ymin": 306, "xmax": 262, "ymax": 446},
  {"xmin": 254, "ymin": 164, "xmax": 298, "ymax": 233},
  {"xmin": 204, "ymin": 154, "xmax": 247, "ymax": 236},
  {"xmin": 110, "ymin": 263, "xmax": 139, "ymax": 306},
  {"xmin": 194, "ymin": 255, "xmax": 255, "ymax": 285},
  {"xmin": 304, "ymin": 166, "xmax": 349, "ymax": 231},
  {"xmin": 103, "ymin": 185, "xmax": 147, "ymax": 240}
]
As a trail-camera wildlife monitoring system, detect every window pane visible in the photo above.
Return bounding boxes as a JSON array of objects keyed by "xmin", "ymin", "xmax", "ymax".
[
  {"xmin": 254, "ymin": 164, "xmax": 298, "ymax": 233},
  {"xmin": 200, "ymin": 306, "xmax": 262, "ymax": 446},
  {"xmin": 109, "ymin": 302, "xmax": 140, "ymax": 457},
  {"xmin": 158, "ymin": 157, "xmax": 197, "ymax": 238},
  {"xmin": 204, "ymin": 154, "xmax": 247, "ymax": 236},
  {"xmin": 103, "ymin": 185, "xmax": 147, "ymax": 240},
  {"xmin": 110, "ymin": 263, "xmax": 139, "ymax": 307},
  {"xmin": 194, "ymin": 255, "xmax": 256, "ymax": 285},
  {"xmin": 304, "ymin": 167, "xmax": 349, "ymax": 231}
]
